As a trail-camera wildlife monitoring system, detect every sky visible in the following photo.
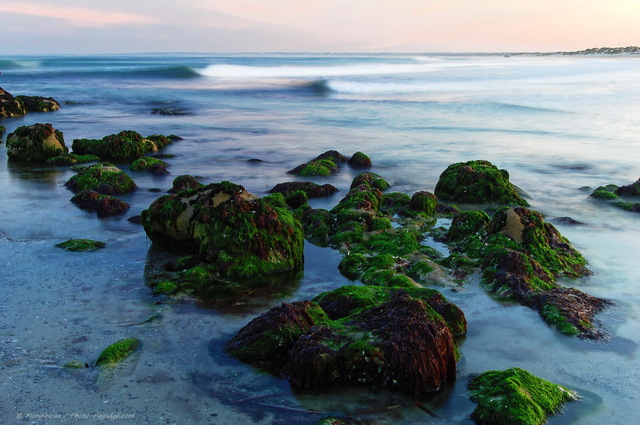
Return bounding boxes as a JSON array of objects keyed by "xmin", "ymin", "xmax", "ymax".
[{"xmin": 0, "ymin": 0, "xmax": 638, "ymax": 54}]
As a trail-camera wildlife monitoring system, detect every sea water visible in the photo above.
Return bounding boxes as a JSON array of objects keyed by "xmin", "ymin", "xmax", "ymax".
[{"xmin": 1, "ymin": 53, "xmax": 639, "ymax": 424}]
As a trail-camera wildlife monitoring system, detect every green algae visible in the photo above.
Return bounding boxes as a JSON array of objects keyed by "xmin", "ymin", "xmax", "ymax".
[
  {"xmin": 301, "ymin": 208, "xmax": 336, "ymax": 247},
  {"xmin": 46, "ymin": 153, "xmax": 100, "ymax": 166},
  {"xmin": 409, "ymin": 191, "xmax": 438, "ymax": 216},
  {"xmin": 539, "ymin": 304, "xmax": 580, "ymax": 336},
  {"xmin": 468, "ymin": 368, "xmax": 578, "ymax": 425},
  {"xmin": 72, "ymin": 130, "xmax": 176, "ymax": 163},
  {"xmin": 435, "ymin": 160, "xmax": 529, "ymax": 206},
  {"xmin": 63, "ymin": 360, "xmax": 88, "ymax": 369},
  {"xmin": 55, "ymin": 239, "xmax": 106, "ymax": 252},
  {"xmin": 96, "ymin": 338, "xmax": 140, "ymax": 366}
]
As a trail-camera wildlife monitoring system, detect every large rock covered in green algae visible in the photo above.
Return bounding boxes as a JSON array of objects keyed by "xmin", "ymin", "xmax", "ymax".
[
  {"xmin": 589, "ymin": 178, "xmax": 640, "ymax": 213},
  {"xmin": 435, "ymin": 160, "xmax": 528, "ymax": 206},
  {"xmin": 15, "ymin": 95, "xmax": 61, "ymax": 112},
  {"xmin": 72, "ymin": 130, "xmax": 175, "ymax": 163},
  {"xmin": 227, "ymin": 287, "xmax": 465, "ymax": 396},
  {"xmin": 6, "ymin": 123, "xmax": 68, "ymax": 162},
  {"xmin": 468, "ymin": 368, "xmax": 578, "ymax": 425},
  {"xmin": 444, "ymin": 206, "xmax": 610, "ymax": 339},
  {"xmin": 141, "ymin": 181, "xmax": 304, "ymax": 279},
  {"xmin": 66, "ymin": 163, "xmax": 137, "ymax": 195}
]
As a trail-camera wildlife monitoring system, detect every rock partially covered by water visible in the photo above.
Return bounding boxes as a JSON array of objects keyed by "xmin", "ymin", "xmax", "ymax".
[
  {"xmin": 269, "ymin": 181, "xmax": 339, "ymax": 198},
  {"xmin": 96, "ymin": 338, "xmax": 140, "ymax": 366},
  {"xmin": 468, "ymin": 368, "xmax": 578, "ymax": 425},
  {"xmin": 347, "ymin": 151, "xmax": 372, "ymax": 169},
  {"xmin": 55, "ymin": 239, "xmax": 106, "ymax": 251},
  {"xmin": 227, "ymin": 288, "xmax": 463, "ymax": 397},
  {"xmin": 435, "ymin": 160, "xmax": 528, "ymax": 206},
  {"xmin": 6, "ymin": 123, "xmax": 68, "ymax": 162},
  {"xmin": 66, "ymin": 163, "xmax": 137, "ymax": 195},
  {"xmin": 288, "ymin": 150, "xmax": 349, "ymax": 177},
  {"xmin": 0, "ymin": 87, "xmax": 27, "ymax": 117},
  {"xmin": 72, "ymin": 130, "xmax": 175, "ymax": 163},
  {"xmin": 141, "ymin": 181, "xmax": 304, "ymax": 279},
  {"xmin": 167, "ymin": 175, "xmax": 202, "ymax": 193},
  {"xmin": 15, "ymin": 95, "xmax": 61, "ymax": 112},
  {"xmin": 70, "ymin": 190, "xmax": 130, "ymax": 217}
]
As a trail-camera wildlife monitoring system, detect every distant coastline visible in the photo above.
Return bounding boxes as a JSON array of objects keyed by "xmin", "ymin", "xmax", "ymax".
[{"xmin": 515, "ymin": 46, "xmax": 640, "ymax": 56}]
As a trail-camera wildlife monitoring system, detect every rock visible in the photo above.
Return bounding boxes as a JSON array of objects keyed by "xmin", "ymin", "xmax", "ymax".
[
  {"xmin": 63, "ymin": 360, "xmax": 88, "ymax": 369},
  {"xmin": 350, "ymin": 172, "xmax": 390, "ymax": 191},
  {"xmin": 434, "ymin": 160, "xmax": 529, "ymax": 206},
  {"xmin": 288, "ymin": 150, "xmax": 349, "ymax": 177},
  {"xmin": 55, "ymin": 239, "xmax": 106, "ymax": 251},
  {"xmin": 0, "ymin": 87, "xmax": 27, "ymax": 117},
  {"xmin": 15, "ymin": 95, "xmax": 61, "ymax": 112},
  {"xmin": 269, "ymin": 181, "xmax": 339, "ymax": 198},
  {"xmin": 167, "ymin": 175, "xmax": 202, "ymax": 193},
  {"xmin": 615, "ymin": 177, "xmax": 640, "ymax": 196},
  {"xmin": 6, "ymin": 123, "xmax": 67, "ymax": 162},
  {"xmin": 72, "ymin": 130, "xmax": 175, "ymax": 163},
  {"xmin": 538, "ymin": 287, "xmax": 612, "ymax": 339},
  {"xmin": 348, "ymin": 151, "xmax": 372, "ymax": 169},
  {"xmin": 468, "ymin": 368, "xmax": 578, "ymax": 425},
  {"xmin": 301, "ymin": 208, "xmax": 336, "ymax": 247},
  {"xmin": 96, "ymin": 338, "xmax": 140, "ymax": 366},
  {"xmin": 46, "ymin": 153, "xmax": 100, "ymax": 166},
  {"xmin": 409, "ymin": 191, "xmax": 438, "ymax": 215},
  {"xmin": 70, "ymin": 190, "xmax": 130, "ymax": 217},
  {"xmin": 228, "ymin": 289, "xmax": 463, "ymax": 397},
  {"xmin": 66, "ymin": 163, "xmax": 137, "ymax": 195},
  {"xmin": 141, "ymin": 181, "xmax": 305, "ymax": 279},
  {"xmin": 225, "ymin": 301, "xmax": 329, "ymax": 361}
]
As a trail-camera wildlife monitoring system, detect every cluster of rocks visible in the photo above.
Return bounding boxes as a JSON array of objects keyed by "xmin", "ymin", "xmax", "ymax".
[{"xmin": 590, "ymin": 178, "xmax": 640, "ymax": 213}]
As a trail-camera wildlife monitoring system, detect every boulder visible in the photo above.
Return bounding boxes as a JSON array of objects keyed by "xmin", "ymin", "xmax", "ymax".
[
  {"xmin": 347, "ymin": 151, "xmax": 372, "ymax": 169},
  {"xmin": 6, "ymin": 123, "xmax": 67, "ymax": 162},
  {"xmin": 288, "ymin": 150, "xmax": 349, "ymax": 177},
  {"xmin": 15, "ymin": 95, "xmax": 61, "ymax": 112},
  {"xmin": 141, "ymin": 181, "xmax": 305, "ymax": 279},
  {"xmin": 72, "ymin": 130, "xmax": 175, "ymax": 163},
  {"xmin": 228, "ymin": 289, "xmax": 463, "ymax": 397},
  {"xmin": 0, "ymin": 87, "xmax": 27, "ymax": 117},
  {"xmin": 434, "ymin": 160, "xmax": 528, "ymax": 206},
  {"xmin": 66, "ymin": 163, "xmax": 137, "ymax": 195},
  {"xmin": 70, "ymin": 190, "xmax": 130, "ymax": 217},
  {"xmin": 468, "ymin": 368, "xmax": 578, "ymax": 425},
  {"xmin": 167, "ymin": 175, "xmax": 202, "ymax": 193},
  {"xmin": 269, "ymin": 181, "xmax": 339, "ymax": 198}
]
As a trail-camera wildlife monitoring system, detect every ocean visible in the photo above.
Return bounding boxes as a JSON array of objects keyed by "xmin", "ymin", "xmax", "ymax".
[{"xmin": 1, "ymin": 53, "xmax": 639, "ymax": 424}]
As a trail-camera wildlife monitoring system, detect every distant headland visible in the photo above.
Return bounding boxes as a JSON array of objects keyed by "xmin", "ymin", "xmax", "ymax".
[{"xmin": 560, "ymin": 46, "xmax": 640, "ymax": 55}]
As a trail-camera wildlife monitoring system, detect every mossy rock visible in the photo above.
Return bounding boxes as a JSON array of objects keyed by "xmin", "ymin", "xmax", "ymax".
[
  {"xmin": 168, "ymin": 175, "xmax": 202, "ymax": 193},
  {"xmin": 435, "ymin": 160, "xmax": 528, "ymax": 206},
  {"xmin": 0, "ymin": 125, "xmax": 6, "ymax": 137},
  {"xmin": 66, "ymin": 163, "xmax": 137, "ymax": 195},
  {"xmin": 350, "ymin": 172, "xmax": 390, "ymax": 191},
  {"xmin": 0, "ymin": 87, "xmax": 27, "ymax": 117},
  {"xmin": 226, "ymin": 301, "xmax": 329, "ymax": 361},
  {"xmin": 301, "ymin": 208, "xmax": 336, "ymax": 247},
  {"xmin": 15, "ymin": 95, "xmax": 61, "ymax": 112},
  {"xmin": 409, "ymin": 191, "xmax": 438, "ymax": 216},
  {"xmin": 447, "ymin": 210, "xmax": 491, "ymax": 258},
  {"xmin": 72, "ymin": 130, "xmax": 174, "ymax": 163},
  {"xmin": 96, "ymin": 338, "xmax": 140, "ymax": 366},
  {"xmin": 141, "ymin": 182, "xmax": 304, "ymax": 279},
  {"xmin": 468, "ymin": 368, "xmax": 578, "ymax": 425},
  {"xmin": 590, "ymin": 185, "xmax": 619, "ymax": 199},
  {"xmin": 288, "ymin": 150, "xmax": 349, "ymax": 176},
  {"xmin": 63, "ymin": 360, "xmax": 88, "ymax": 369},
  {"xmin": 347, "ymin": 152, "xmax": 372, "ymax": 169},
  {"xmin": 130, "ymin": 156, "xmax": 168, "ymax": 171},
  {"xmin": 70, "ymin": 190, "xmax": 130, "ymax": 217},
  {"xmin": 269, "ymin": 181, "xmax": 339, "ymax": 198},
  {"xmin": 55, "ymin": 239, "xmax": 106, "ymax": 252},
  {"xmin": 46, "ymin": 153, "xmax": 100, "ymax": 166},
  {"xmin": 6, "ymin": 123, "xmax": 68, "ymax": 162}
]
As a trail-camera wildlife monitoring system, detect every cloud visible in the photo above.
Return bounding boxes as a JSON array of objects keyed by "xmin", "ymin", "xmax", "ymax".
[{"xmin": 0, "ymin": 2, "xmax": 159, "ymax": 27}]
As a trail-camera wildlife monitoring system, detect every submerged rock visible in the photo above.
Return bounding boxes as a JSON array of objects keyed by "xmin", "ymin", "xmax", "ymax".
[
  {"xmin": 468, "ymin": 368, "xmax": 578, "ymax": 425},
  {"xmin": 96, "ymin": 338, "xmax": 140, "ymax": 366},
  {"xmin": 435, "ymin": 160, "xmax": 529, "ymax": 206},
  {"xmin": 141, "ymin": 181, "xmax": 304, "ymax": 279},
  {"xmin": 66, "ymin": 163, "xmax": 137, "ymax": 195},
  {"xmin": 227, "ymin": 289, "xmax": 464, "ymax": 397},
  {"xmin": 590, "ymin": 179, "xmax": 640, "ymax": 214},
  {"xmin": 347, "ymin": 151, "xmax": 373, "ymax": 169},
  {"xmin": 6, "ymin": 123, "xmax": 68, "ymax": 162},
  {"xmin": 46, "ymin": 153, "xmax": 100, "ymax": 166},
  {"xmin": 55, "ymin": 239, "xmax": 106, "ymax": 252}
]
